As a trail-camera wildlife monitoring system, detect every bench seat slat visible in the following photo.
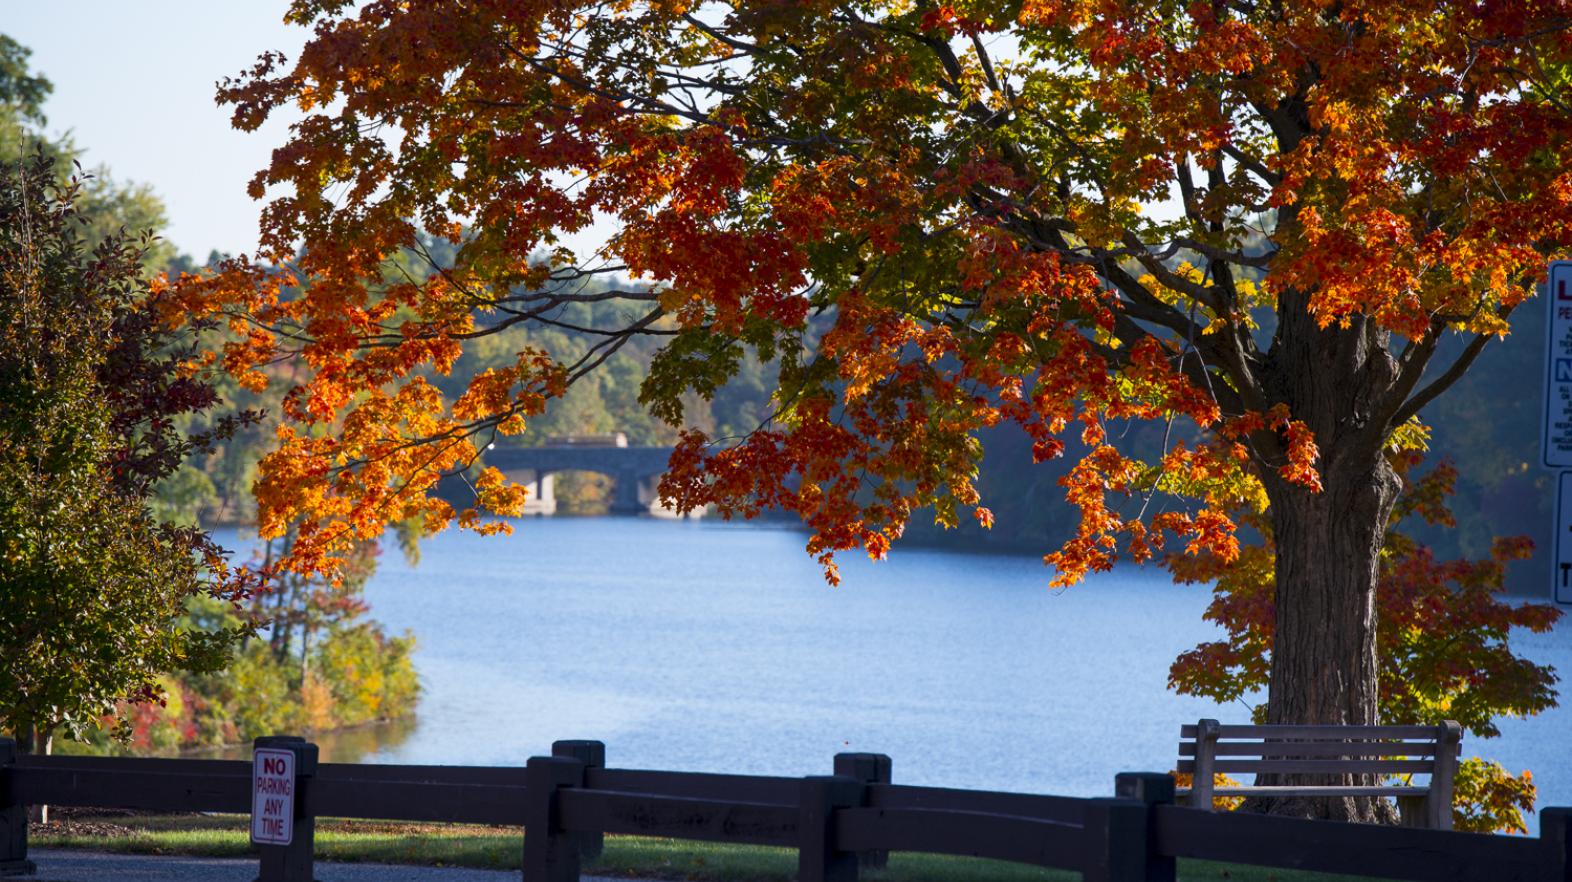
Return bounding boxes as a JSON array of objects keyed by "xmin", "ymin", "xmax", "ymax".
[
  {"xmin": 1176, "ymin": 759, "xmax": 1435, "ymax": 775},
  {"xmin": 1179, "ymin": 741, "xmax": 1440, "ymax": 758},
  {"xmin": 1180, "ymin": 724, "xmax": 1441, "ymax": 740},
  {"xmin": 1177, "ymin": 785, "xmax": 1429, "ymax": 797}
]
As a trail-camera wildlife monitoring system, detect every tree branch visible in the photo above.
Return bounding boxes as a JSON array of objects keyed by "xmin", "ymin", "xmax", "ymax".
[{"xmin": 1389, "ymin": 320, "xmax": 1508, "ymax": 427}]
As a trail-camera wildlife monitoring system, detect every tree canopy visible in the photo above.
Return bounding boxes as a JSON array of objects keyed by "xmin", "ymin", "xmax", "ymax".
[
  {"xmin": 184, "ymin": 2, "xmax": 1572, "ymax": 810},
  {"xmin": 191, "ymin": 1, "xmax": 1572, "ymax": 566}
]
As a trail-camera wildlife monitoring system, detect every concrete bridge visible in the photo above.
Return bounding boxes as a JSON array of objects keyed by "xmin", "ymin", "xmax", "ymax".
[{"xmin": 484, "ymin": 443, "xmax": 677, "ymax": 515}]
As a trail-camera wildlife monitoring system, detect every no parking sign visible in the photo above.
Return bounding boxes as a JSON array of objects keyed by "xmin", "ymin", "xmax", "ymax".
[{"xmin": 252, "ymin": 747, "xmax": 296, "ymax": 845}]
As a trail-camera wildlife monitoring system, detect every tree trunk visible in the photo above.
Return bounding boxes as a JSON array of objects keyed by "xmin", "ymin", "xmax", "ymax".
[
  {"xmin": 1244, "ymin": 295, "xmax": 1407, "ymax": 822},
  {"xmin": 1250, "ymin": 437, "xmax": 1402, "ymax": 823},
  {"xmin": 1267, "ymin": 457, "xmax": 1396, "ymax": 728}
]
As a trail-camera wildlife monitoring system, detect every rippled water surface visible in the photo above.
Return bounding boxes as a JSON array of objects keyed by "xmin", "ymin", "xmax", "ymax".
[{"xmin": 217, "ymin": 518, "xmax": 1572, "ymax": 826}]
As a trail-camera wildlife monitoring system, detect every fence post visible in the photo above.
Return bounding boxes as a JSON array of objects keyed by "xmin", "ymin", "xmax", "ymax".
[
  {"xmin": 0, "ymin": 738, "xmax": 34, "ymax": 877},
  {"xmin": 833, "ymin": 752, "xmax": 890, "ymax": 871},
  {"xmin": 1115, "ymin": 772, "xmax": 1176, "ymax": 882},
  {"xmin": 552, "ymin": 741, "xmax": 605, "ymax": 863},
  {"xmin": 1082, "ymin": 797, "xmax": 1147, "ymax": 882},
  {"xmin": 1543, "ymin": 807, "xmax": 1571, "ymax": 882},
  {"xmin": 253, "ymin": 735, "xmax": 317, "ymax": 882},
  {"xmin": 799, "ymin": 775, "xmax": 862, "ymax": 882},
  {"xmin": 524, "ymin": 756, "xmax": 584, "ymax": 882}
]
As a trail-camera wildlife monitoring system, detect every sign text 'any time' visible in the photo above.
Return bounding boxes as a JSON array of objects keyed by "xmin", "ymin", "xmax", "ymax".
[{"xmin": 251, "ymin": 748, "xmax": 296, "ymax": 846}]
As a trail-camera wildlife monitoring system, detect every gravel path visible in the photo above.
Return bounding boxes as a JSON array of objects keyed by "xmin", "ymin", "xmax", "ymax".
[{"xmin": 20, "ymin": 848, "xmax": 632, "ymax": 882}]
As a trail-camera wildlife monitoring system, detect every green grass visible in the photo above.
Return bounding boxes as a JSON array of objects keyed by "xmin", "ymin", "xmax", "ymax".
[{"xmin": 33, "ymin": 813, "xmax": 1394, "ymax": 882}]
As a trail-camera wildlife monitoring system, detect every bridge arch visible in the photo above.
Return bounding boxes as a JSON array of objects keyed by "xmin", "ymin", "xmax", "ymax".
[{"xmin": 484, "ymin": 445, "xmax": 676, "ymax": 516}]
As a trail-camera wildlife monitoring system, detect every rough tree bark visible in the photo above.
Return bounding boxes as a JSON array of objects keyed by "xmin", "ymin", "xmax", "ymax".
[{"xmin": 1249, "ymin": 308, "xmax": 1405, "ymax": 823}]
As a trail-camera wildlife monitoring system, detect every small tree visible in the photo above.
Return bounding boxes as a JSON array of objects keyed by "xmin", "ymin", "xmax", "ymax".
[{"xmin": 0, "ymin": 153, "xmax": 254, "ymax": 752}]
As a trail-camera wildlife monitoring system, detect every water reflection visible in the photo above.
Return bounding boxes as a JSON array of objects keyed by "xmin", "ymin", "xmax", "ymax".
[{"xmin": 192, "ymin": 715, "xmax": 417, "ymax": 763}]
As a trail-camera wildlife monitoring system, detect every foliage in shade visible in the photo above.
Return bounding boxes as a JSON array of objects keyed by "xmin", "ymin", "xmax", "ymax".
[
  {"xmin": 0, "ymin": 153, "xmax": 259, "ymax": 746},
  {"xmin": 1167, "ymin": 457, "xmax": 1563, "ymax": 832}
]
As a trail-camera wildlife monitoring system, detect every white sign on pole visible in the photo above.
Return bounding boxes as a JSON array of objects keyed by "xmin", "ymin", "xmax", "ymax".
[
  {"xmin": 1541, "ymin": 260, "xmax": 1572, "ymax": 467},
  {"xmin": 1544, "ymin": 260, "xmax": 1572, "ymax": 606},
  {"xmin": 251, "ymin": 748, "xmax": 296, "ymax": 846},
  {"xmin": 1554, "ymin": 473, "xmax": 1572, "ymax": 606}
]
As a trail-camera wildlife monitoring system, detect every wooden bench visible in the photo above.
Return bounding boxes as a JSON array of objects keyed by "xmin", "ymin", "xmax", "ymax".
[{"xmin": 1176, "ymin": 719, "xmax": 1462, "ymax": 829}]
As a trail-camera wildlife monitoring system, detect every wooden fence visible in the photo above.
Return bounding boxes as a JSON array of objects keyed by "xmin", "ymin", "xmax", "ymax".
[{"xmin": 1, "ymin": 736, "xmax": 1568, "ymax": 881}]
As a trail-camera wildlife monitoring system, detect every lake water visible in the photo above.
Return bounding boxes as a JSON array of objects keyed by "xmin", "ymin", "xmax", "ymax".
[{"xmin": 218, "ymin": 517, "xmax": 1572, "ymax": 827}]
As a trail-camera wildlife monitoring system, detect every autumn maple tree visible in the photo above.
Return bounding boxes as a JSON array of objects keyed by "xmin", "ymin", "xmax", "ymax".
[{"xmin": 181, "ymin": 0, "xmax": 1572, "ymax": 819}]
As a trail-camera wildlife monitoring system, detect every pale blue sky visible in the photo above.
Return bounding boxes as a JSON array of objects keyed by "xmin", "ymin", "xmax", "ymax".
[{"xmin": 5, "ymin": 2, "xmax": 307, "ymax": 258}]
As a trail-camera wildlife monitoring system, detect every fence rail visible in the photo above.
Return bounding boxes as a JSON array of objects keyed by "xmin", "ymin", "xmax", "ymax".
[
  {"xmin": 0, "ymin": 736, "xmax": 1567, "ymax": 881},
  {"xmin": 1154, "ymin": 803, "xmax": 1560, "ymax": 881},
  {"xmin": 560, "ymin": 788, "xmax": 799, "ymax": 846}
]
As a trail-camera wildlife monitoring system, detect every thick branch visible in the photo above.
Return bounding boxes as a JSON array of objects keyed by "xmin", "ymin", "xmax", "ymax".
[
  {"xmin": 1389, "ymin": 321, "xmax": 1506, "ymax": 427},
  {"xmin": 1362, "ymin": 318, "xmax": 1444, "ymax": 446}
]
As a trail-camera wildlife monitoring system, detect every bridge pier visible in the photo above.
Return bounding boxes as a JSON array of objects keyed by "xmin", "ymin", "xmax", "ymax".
[
  {"xmin": 609, "ymin": 470, "xmax": 647, "ymax": 516},
  {"xmin": 524, "ymin": 470, "xmax": 556, "ymax": 516}
]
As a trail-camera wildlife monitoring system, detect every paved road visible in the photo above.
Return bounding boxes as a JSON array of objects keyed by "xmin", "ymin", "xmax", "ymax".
[{"xmin": 21, "ymin": 849, "xmax": 632, "ymax": 882}]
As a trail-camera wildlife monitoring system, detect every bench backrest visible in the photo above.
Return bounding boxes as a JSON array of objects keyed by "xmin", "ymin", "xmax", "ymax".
[{"xmin": 1178, "ymin": 719, "xmax": 1462, "ymax": 812}]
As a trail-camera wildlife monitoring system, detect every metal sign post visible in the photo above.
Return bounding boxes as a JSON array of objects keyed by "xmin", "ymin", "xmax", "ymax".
[{"xmin": 1554, "ymin": 473, "xmax": 1572, "ymax": 606}]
